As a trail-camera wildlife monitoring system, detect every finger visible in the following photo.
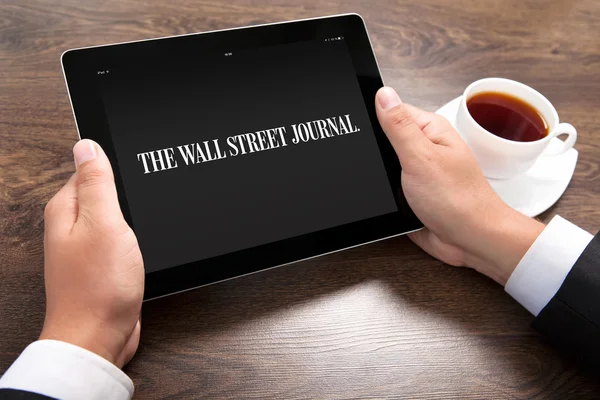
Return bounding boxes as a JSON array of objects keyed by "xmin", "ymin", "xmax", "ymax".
[
  {"xmin": 408, "ymin": 229, "xmax": 437, "ymax": 258},
  {"xmin": 375, "ymin": 87, "xmax": 433, "ymax": 164},
  {"xmin": 73, "ymin": 139, "xmax": 123, "ymax": 226},
  {"xmin": 44, "ymin": 173, "xmax": 79, "ymax": 234},
  {"xmin": 402, "ymin": 103, "xmax": 461, "ymax": 146},
  {"xmin": 401, "ymin": 103, "xmax": 435, "ymax": 130},
  {"xmin": 408, "ymin": 229, "xmax": 464, "ymax": 267}
]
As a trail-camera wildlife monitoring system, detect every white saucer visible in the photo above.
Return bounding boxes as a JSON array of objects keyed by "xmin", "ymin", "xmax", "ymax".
[{"xmin": 435, "ymin": 96, "xmax": 578, "ymax": 217}]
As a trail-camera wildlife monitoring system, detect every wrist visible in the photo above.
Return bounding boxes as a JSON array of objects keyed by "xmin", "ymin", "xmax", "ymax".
[
  {"xmin": 463, "ymin": 203, "xmax": 545, "ymax": 286},
  {"xmin": 39, "ymin": 318, "xmax": 123, "ymax": 366}
]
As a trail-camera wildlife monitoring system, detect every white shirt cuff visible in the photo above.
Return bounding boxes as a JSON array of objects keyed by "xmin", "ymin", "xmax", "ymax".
[
  {"xmin": 0, "ymin": 340, "xmax": 133, "ymax": 400},
  {"xmin": 505, "ymin": 215, "xmax": 593, "ymax": 316}
]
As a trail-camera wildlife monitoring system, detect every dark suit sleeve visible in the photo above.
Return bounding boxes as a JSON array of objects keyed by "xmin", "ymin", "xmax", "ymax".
[
  {"xmin": 0, "ymin": 389, "xmax": 55, "ymax": 399},
  {"xmin": 532, "ymin": 233, "xmax": 600, "ymax": 364}
]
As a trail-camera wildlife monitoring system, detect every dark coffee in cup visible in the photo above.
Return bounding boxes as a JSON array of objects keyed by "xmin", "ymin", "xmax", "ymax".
[
  {"xmin": 467, "ymin": 91, "xmax": 548, "ymax": 142},
  {"xmin": 457, "ymin": 78, "xmax": 577, "ymax": 179}
]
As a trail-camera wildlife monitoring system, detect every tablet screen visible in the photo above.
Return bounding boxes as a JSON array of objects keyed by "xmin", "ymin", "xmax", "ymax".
[
  {"xmin": 97, "ymin": 37, "xmax": 398, "ymax": 273},
  {"xmin": 63, "ymin": 15, "xmax": 423, "ymax": 297}
]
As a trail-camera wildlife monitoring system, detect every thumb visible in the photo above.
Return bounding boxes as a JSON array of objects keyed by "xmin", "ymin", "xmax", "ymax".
[
  {"xmin": 375, "ymin": 87, "xmax": 433, "ymax": 165},
  {"xmin": 73, "ymin": 139, "xmax": 123, "ymax": 225}
]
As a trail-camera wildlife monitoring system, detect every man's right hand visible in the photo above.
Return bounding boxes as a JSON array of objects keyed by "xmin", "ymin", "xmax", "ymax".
[{"xmin": 375, "ymin": 87, "xmax": 545, "ymax": 285}]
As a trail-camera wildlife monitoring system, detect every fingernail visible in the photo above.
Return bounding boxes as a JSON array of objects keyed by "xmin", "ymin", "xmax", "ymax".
[
  {"xmin": 73, "ymin": 139, "xmax": 97, "ymax": 167},
  {"xmin": 377, "ymin": 87, "xmax": 402, "ymax": 110}
]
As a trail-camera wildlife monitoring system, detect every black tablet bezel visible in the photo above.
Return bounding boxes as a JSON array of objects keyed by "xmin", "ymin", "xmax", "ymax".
[{"xmin": 61, "ymin": 14, "xmax": 423, "ymax": 300}]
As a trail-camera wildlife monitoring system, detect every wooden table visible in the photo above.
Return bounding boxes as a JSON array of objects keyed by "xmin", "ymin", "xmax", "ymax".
[{"xmin": 1, "ymin": 0, "xmax": 599, "ymax": 398}]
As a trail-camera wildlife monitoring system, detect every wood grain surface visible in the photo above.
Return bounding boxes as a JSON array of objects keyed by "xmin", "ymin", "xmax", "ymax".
[{"xmin": 1, "ymin": 0, "xmax": 600, "ymax": 398}]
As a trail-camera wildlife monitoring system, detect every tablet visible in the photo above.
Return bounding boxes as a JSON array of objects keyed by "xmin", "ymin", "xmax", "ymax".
[{"xmin": 61, "ymin": 14, "xmax": 423, "ymax": 300}]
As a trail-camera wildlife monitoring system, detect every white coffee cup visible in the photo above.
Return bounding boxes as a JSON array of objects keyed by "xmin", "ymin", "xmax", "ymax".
[{"xmin": 455, "ymin": 78, "xmax": 577, "ymax": 179}]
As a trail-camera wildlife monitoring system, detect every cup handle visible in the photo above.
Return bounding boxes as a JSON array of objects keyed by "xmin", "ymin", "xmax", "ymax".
[{"xmin": 543, "ymin": 123, "xmax": 577, "ymax": 156}]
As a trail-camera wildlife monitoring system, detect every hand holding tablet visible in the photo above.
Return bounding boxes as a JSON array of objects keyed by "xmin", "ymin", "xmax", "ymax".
[{"xmin": 375, "ymin": 88, "xmax": 544, "ymax": 286}]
